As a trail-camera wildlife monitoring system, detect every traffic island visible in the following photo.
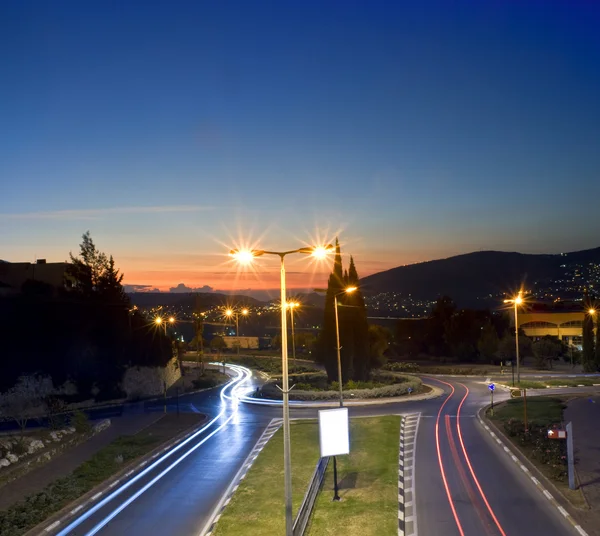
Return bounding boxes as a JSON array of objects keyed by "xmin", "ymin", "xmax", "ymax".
[{"xmin": 307, "ymin": 416, "xmax": 401, "ymax": 536}]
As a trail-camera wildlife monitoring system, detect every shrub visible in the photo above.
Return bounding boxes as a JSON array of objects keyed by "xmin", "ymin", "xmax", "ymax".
[
  {"xmin": 259, "ymin": 374, "xmax": 422, "ymax": 401},
  {"xmin": 383, "ymin": 362, "xmax": 420, "ymax": 373},
  {"xmin": 70, "ymin": 410, "xmax": 91, "ymax": 434}
]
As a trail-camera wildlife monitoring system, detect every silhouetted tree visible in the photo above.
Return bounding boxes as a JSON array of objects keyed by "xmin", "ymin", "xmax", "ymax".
[
  {"xmin": 595, "ymin": 313, "xmax": 600, "ymax": 370},
  {"xmin": 68, "ymin": 231, "xmax": 108, "ymax": 298},
  {"xmin": 532, "ymin": 336, "xmax": 561, "ymax": 370},
  {"xmin": 582, "ymin": 311, "xmax": 596, "ymax": 372},
  {"xmin": 368, "ymin": 324, "xmax": 392, "ymax": 369},
  {"xmin": 478, "ymin": 321, "xmax": 499, "ymax": 363}
]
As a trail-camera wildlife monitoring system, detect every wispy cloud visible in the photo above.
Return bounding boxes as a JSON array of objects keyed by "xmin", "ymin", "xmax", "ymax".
[{"xmin": 0, "ymin": 205, "xmax": 214, "ymax": 220}]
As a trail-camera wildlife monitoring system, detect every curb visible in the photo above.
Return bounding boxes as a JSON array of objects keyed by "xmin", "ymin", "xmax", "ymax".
[
  {"xmin": 477, "ymin": 407, "xmax": 589, "ymax": 536},
  {"xmin": 241, "ymin": 384, "xmax": 443, "ymax": 408},
  {"xmin": 29, "ymin": 414, "xmax": 209, "ymax": 536},
  {"xmin": 201, "ymin": 418, "xmax": 282, "ymax": 536},
  {"xmin": 398, "ymin": 413, "xmax": 420, "ymax": 536}
]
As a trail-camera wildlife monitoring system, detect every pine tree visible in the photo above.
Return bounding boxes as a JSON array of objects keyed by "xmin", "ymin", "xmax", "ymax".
[
  {"xmin": 98, "ymin": 256, "xmax": 129, "ymax": 307},
  {"xmin": 68, "ymin": 231, "xmax": 108, "ymax": 298}
]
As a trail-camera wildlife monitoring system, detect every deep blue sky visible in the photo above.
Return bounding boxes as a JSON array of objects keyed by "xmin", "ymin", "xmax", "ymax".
[{"xmin": 1, "ymin": 1, "xmax": 599, "ymax": 291}]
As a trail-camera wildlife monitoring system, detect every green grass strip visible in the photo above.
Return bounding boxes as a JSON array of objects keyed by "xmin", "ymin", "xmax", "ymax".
[
  {"xmin": 307, "ymin": 416, "xmax": 401, "ymax": 536},
  {"xmin": 213, "ymin": 421, "xmax": 321, "ymax": 535}
]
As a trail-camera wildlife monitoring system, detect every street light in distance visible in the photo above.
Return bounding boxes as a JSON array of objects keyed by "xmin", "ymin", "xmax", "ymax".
[{"xmin": 504, "ymin": 291, "xmax": 524, "ymax": 383}]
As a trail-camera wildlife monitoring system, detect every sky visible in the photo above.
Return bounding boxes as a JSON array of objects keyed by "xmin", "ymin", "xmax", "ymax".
[{"xmin": 1, "ymin": 0, "xmax": 599, "ymax": 293}]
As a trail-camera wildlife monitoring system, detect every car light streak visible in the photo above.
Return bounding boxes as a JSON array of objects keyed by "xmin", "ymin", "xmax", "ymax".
[
  {"xmin": 434, "ymin": 380, "xmax": 466, "ymax": 536},
  {"xmin": 57, "ymin": 364, "xmax": 252, "ymax": 536},
  {"xmin": 456, "ymin": 383, "xmax": 508, "ymax": 536}
]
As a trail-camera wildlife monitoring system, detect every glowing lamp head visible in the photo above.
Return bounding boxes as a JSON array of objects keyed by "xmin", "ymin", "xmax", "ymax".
[
  {"xmin": 225, "ymin": 309, "xmax": 234, "ymax": 317},
  {"xmin": 168, "ymin": 317, "xmax": 175, "ymax": 324},
  {"xmin": 229, "ymin": 249, "xmax": 258, "ymax": 265},
  {"xmin": 242, "ymin": 308, "xmax": 249, "ymax": 316},
  {"xmin": 590, "ymin": 308, "xmax": 596, "ymax": 315},
  {"xmin": 310, "ymin": 244, "xmax": 334, "ymax": 260},
  {"xmin": 154, "ymin": 317, "xmax": 163, "ymax": 325},
  {"xmin": 515, "ymin": 295, "xmax": 523, "ymax": 305},
  {"xmin": 345, "ymin": 286, "xmax": 358, "ymax": 294}
]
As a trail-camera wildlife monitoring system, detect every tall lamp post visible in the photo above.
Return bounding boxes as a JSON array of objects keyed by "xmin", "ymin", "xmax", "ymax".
[
  {"xmin": 225, "ymin": 308, "xmax": 249, "ymax": 355},
  {"xmin": 314, "ymin": 286, "xmax": 357, "ymax": 407},
  {"xmin": 230, "ymin": 244, "xmax": 333, "ymax": 536},
  {"xmin": 287, "ymin": 301, "xmax": 299, "ymax": 368},
  {"xmin": 504, "ymin": 293, "xmax": 523, "ymax": 383}
]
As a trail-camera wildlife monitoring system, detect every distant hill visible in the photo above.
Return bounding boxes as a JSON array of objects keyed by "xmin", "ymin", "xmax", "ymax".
[
  {"xmin": 360, "ymin": 247, "xmax": 600, "ymax": 308},
  {"xmin": 128, "ymin": 292, "xmax": 264, "ymax": 309}
]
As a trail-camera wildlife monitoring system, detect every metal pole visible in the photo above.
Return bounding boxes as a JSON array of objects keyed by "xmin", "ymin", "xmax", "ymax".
[
  {"xmin": 515, "ymin": 301, "xmax": 520, "ymax": 383},
  {"xmin": 236, "ymin": 314, "xmax": 240, "ymax": 356},
  {"xmin": 280, "ymin": 255, "xmax": 293, "ymax": 536},
  {"xmin": 290, "ymin": 306, "xmax": 296, "ymax": 369},
  {"xmin": 334, "ymin": 295, "xmax": 344, "ymax": 408},
  {"xmin": 566, "ymin": 422, "xmax": 576, "ymax": 490},
  {"xmin": 333, "ymin": 456, "xmax": 341, "ymax": 501},
  {"xmin": 511, "ymin": 361, "xmax": 515, "ymax": 387},
  {"xmin": 523, "ymin": 388, "xmax": 528, "ymax": 433},
  {"xmin": 491, "ymin": 389, "xmax": 494, "ymax": 415}
]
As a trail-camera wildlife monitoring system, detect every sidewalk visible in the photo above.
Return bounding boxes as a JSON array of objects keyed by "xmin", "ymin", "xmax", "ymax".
[
  {"xmin": 0, "ymin": 412, "xmax": 161, "ymax": 512},
  {"xmin": 564, "ymin": 395, "xmax": 600, "ymax": 535}
]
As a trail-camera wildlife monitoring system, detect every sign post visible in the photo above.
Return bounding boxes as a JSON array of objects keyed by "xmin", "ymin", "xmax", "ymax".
[
  {"xmin": 548, "ymin": 424, "xmax": 576, "ymax": 490},
  {"xmin": 319, "ymin": 408, "xmax": 350, "ymax": 501},
  {"xmin": 566, "ymin": 422, "xmax": 575, "ymax": 490},
  {"xmin": 488, "ymin": 383, "xmax": 495, "ymax": 415}
]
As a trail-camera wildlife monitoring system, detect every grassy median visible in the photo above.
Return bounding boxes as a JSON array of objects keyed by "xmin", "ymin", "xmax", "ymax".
[
  {"xmin": 307, "ymin": 416, "xmax": 401, "ymax": 536},
  {"xmin": 488, "ymin": 397, "xmax": 586, "ymax": 507},
  {"xmin": 213, "ymin": 421, "xmax": 321, "ymax": 535}
]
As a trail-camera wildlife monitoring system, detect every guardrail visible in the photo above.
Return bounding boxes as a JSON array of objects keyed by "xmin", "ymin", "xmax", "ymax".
[{"xmin": 293, "ymin": 456, "xmax": 330, "ymax": 536}]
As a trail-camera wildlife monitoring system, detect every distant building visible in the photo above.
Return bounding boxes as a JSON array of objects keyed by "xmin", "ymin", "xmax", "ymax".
[
  {"xmin": 517, "ymin": 312, "xmax": 589, "ymax": 346},
  {"xmin": 0, "ymin": 260, "xmax": 72, "ymax": 295}
]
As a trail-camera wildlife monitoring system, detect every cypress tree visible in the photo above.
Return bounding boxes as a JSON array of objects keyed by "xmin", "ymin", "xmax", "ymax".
[
  {"xmin": 595, "ymin": 313, "xmax": 600, "ymax": 371},
  {"xmin": 345, "ymin": 256, "xmax": 370, "ymax": 381},
  {"xmin": 582, "ymin": 311, "xmax": 595, "ymax": 372}
]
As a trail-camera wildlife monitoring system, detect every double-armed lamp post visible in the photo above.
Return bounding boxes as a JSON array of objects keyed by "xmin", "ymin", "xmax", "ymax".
[
  {"xmin": 504, "ymin": 292, "xmax": 523, "ymax": 383},
  {"xmin": 230, "ymin": 244, "xmax": 333, "ymax": 536},
  {"xmin": 225, "ymin": 307, "xmax": 249, "ymax": 355},
  {"xmin": 154, "ymin": 315, "xmax": 175, "ymax": 335}
]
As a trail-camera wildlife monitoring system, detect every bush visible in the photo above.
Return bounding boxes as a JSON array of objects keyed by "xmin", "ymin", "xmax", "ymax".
[
  {"xmin": 382, "ymin": 362, "xmax": 420, "ymax": 373},
  {"xmin": 259, "ymin": 374, "xmax": 422, "ymax": 401},
  {"xmin": 502, "ymin": 419, "xmax": 567, "ymax": 482},
  {"xmin": 70, "ymin": 410, "xmax": 91, "ymax": 434}
]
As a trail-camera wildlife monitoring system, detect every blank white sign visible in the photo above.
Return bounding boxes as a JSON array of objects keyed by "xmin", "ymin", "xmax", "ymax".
[{"xmin": 318, "ymin": 407, "xmax": 350, "ymax": 457}]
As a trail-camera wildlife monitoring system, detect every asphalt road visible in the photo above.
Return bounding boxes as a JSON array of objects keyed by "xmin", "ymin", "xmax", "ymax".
[
  {"xmin": 54, "ymin": 365, "xmax": 272, "ymax": 536},
  {"xmin": 49, "ymin": 367, "xmax": 600, "ymax": 536}
]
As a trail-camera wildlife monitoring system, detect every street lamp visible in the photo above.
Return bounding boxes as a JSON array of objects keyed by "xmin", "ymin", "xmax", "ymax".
[
  {"xmin": 504, "ymin": 292, "xmax": 523, "ymax": 383},
  {"xmin": 230, "ymin": 244, "xmax": 333, "ymax": 536},
  {"xmin": 225, "ymin": 308, "xmax": 250, "ymax": 355},
  {"xmin": 286, "ymin": 302, "xmax": 299, "ymax": 368},
  {"xmin": 154, "ymin": 315, "xmax": 175, "ymax": 335},
  {"xmin": 314, "ymin": 286, "xmax": 358, "ymax": 407}
]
